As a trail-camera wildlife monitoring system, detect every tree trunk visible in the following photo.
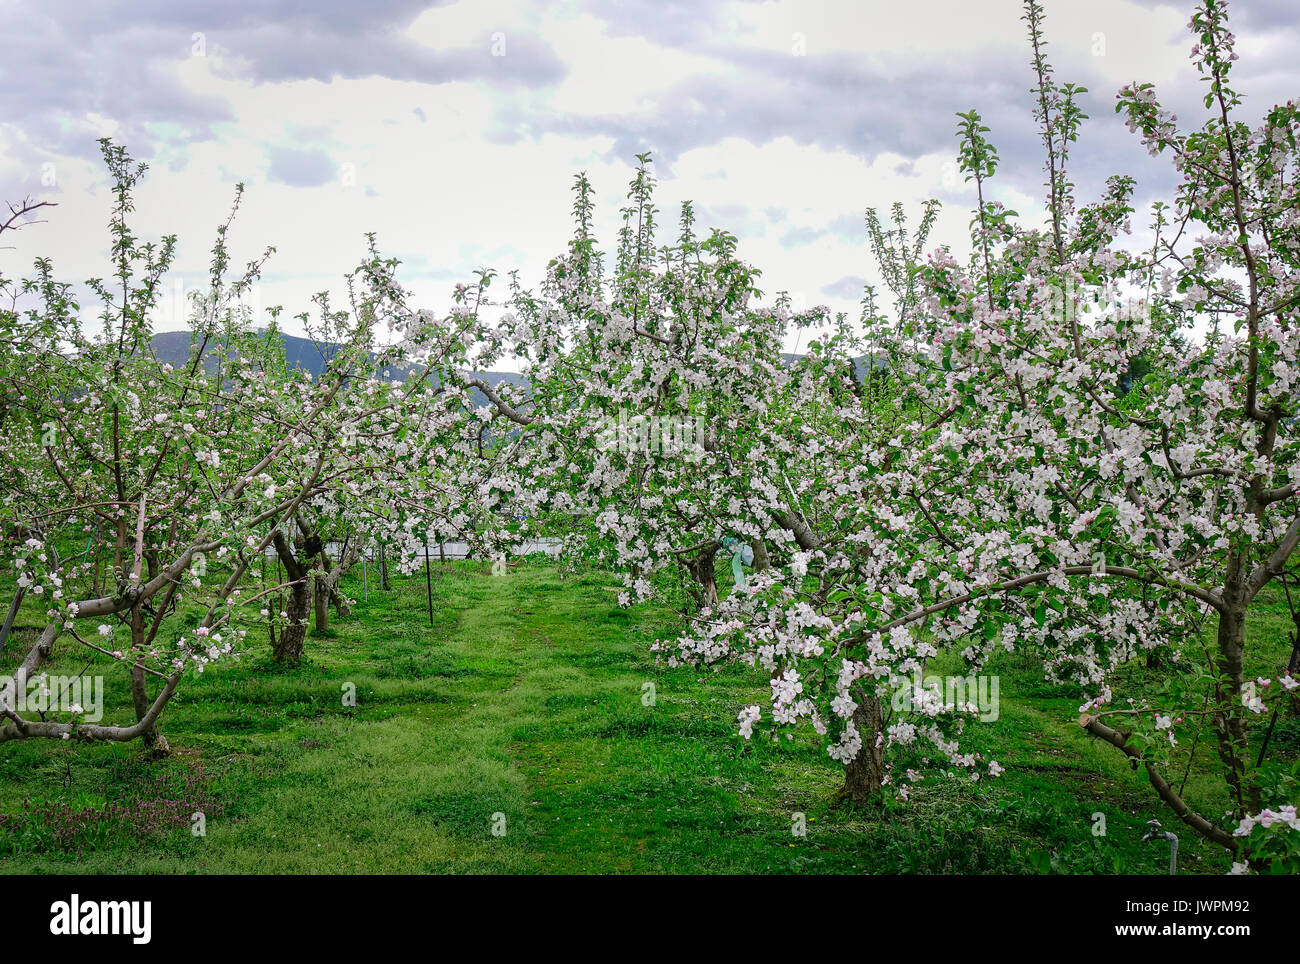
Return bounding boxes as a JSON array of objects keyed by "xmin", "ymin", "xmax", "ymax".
[
  {"xmin": 840, "ymin": 697, "xmax": 886, "ymax": 804},
  {"xmin": 686, "ymin": 549, "xmax": 719, "ymax": 609},
  {"xmin": 331, "ymin": 582, "xmax": 351, "ymax": 617},
  {"xmin": 314, "ymin": 543, "xmax": 358, "ymax": 629},
  {"xmin": 1211, "ymin": 602, "xmax": 1253, "ymax": 815},
  {"xmin": 129, "ymin": 604, "xmax": 168, "ymax": 755},
  {"xmin": 276, "ymin": 577, "xmax": 310, "ymax": 663},
  {"xmin": 1213, "ymin": 546, "xmax": 1256, "ymax": 817},
  {"xmin": 272, "ymin": 530, "xmax": 311, "ymax": 665},
  {"xmin": 0, "ymin": 587, "xmax": 24, "ymax": 654},
  {"xmin": 313, "ymin": 571, "xmax": 330, "ymax": 633},
  {"xmin": 749, "ymin": 538, "xmax": 771, "ymax": 572}
]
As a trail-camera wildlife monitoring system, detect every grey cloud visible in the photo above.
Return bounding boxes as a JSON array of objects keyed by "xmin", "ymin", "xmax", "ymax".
[
  {"xmin": 220, "ymin": 27, "xmax": 565, "ymax": 88},
  {"xmin": 488, "ymin": 40, "xmax": 1052, "ymax": 189},
  {"xmin": 47, "ymin": 0, "xmax": 442, "ymax": 35},
  {"xmin": 822, "ymin": 275, "xmax": 869, "ymax": 299},
  {"xmin": 780, "ymin": 226, "xmax": 824, "ymax": 246},
  {"xmin": 693, "ymin": 202, "xmax": 767, "ymax": 239},
  {"xmin": 0, "ymin": 11, "xmax": 234, "ymax": 177},
  {"xmin": 500, "ymin": 0, "xmax": 1293, "ymax": 232},
  {"xmin": 780, "ymin": 214, "xmax": 862, "ymax": 248},
  {"xmin": 4, "ymin": 0, "xmax": 1293, "ymax": 262},
  {"xmin": 391, "ymin": 251, "xmax": 471, "ymax": 282},
  {"xmin": 267, "ymin": 146, "xmax": 336, "ymax": 187},
  {"xmin": 583, "ymin": 0, "xmax": 765, "ymax": 47},
  {"xmin": 0, "ymin": 0, "xmax": 566, "ymax": 185},
  {"xmin": 1127, "ymin": 0, "xmax": 1298, "ymax": 31}
]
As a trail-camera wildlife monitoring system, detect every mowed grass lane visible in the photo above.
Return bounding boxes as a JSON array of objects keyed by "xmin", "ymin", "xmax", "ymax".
[{"xmin": 2, "ymin": 562, "xmax": 1282, "ymax": 873}]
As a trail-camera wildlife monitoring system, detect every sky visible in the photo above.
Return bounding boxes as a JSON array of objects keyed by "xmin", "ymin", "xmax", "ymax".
[{"xmin": 1, "ymin": 0, "xmax": 1297, "ymax": 349}]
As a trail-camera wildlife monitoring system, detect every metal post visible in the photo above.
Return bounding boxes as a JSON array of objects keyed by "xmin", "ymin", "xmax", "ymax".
[
  {"xmin": 1257, "ymin": 615, "xmax": 1300, "ymax": 767},
  {"xmin": 264, "ymin": 555, "xmax": 276, "ymax": 649},
  {"xmin": 424, "ymin": 539, "xmax": 434, "ymax": 627}
]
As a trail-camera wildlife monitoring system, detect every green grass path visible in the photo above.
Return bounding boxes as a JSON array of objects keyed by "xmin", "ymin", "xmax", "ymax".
[{"xmin": 1, "ymin": 563, "xmax": 1273, "ymax": 873}]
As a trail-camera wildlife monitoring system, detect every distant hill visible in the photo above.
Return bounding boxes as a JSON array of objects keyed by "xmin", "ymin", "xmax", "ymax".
[
  {"xmin": 151, "ymin": 330, "xmax": 340, "ymax": 376},
  {"xmin": 781, "ymin": 352, "xmax": 883, "ymax": 383},
  {"xmin": 149, "ymin": 333, "xmax": 874, "ymax": 403},
  {"xmin": 149, "ymin": 330, "xmax": 528, "ymax": 402}
]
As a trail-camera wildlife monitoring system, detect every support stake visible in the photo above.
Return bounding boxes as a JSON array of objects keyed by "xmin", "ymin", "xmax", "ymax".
[{"xmin": 424, "ymin": 539, "xmax": 434, "ymax": 628}]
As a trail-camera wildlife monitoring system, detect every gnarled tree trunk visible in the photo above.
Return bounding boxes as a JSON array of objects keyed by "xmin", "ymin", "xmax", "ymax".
[
  {"xmin": 1212, "ymin": 585, "xmax": 1255, "ymax": 816},
  {"xmin": 841, "ymin": 697, "xmax": 886, "ymax": 804},
  {"xmin": 129, "ymin": 603, "xmax": 169, "ymax": 756},
  {"xmin": 130, "ymin": 554, "xmax": 168, "ymax": 755},
  {"xmin": 686, "ymin": 548, "xmax": 719, "ymax": 609},
  {"xmin": 313, "ymin": 542, "xmax": 360, "ymax": 631},
  {"xmin": 312, "ymin": 574, "xmax": 330, "ymax": 633},
  {"xmin": 272, "ymin": 530, "xmax": 313, "ymax": 665}
]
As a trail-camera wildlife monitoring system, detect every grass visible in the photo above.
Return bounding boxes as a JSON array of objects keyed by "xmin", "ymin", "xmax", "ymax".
[{"xmin": 0, "ymin": 560, "xmax": 1294, "ymax": 874}]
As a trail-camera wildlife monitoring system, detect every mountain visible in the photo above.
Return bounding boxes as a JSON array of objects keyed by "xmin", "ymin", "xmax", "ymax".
[
  {"xmin": 148, "ymin": 330, "xmax": 528, "ymax": 399},
  {"xmin": 151, "ymin": 330, "xmax": 335, "ymax": 376},
  {"xmin": 149, "ymin": 333, "xmax": 874, "ymax": 403}
]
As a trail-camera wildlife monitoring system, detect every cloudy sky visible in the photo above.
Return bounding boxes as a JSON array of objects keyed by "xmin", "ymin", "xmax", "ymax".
[{"xmin": 1, "ymin": 0, "xmax": 1297, "ymax": 346}]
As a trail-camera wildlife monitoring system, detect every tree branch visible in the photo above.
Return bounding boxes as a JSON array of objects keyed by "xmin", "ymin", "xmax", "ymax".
[{"xmin": 1080, "ymin": 713, "xmax": 1237, "ymax": 850}]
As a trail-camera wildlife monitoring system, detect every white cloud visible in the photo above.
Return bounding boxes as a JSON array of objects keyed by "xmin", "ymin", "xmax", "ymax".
[{"xmin": 1, "ymin": 0, "xmax": 1294, "ymax": 351}]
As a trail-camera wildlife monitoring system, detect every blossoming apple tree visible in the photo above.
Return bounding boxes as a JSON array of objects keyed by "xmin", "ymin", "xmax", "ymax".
[
  {"xmin": 0, "ymin": 141, "xmax": 475, "ymax": 748},
  {"xmin": 662, "ymin": 0, "xmax": 1300, "ymax": 863},
  {"xmin": 449, "ymin": 157, "xmax": 841, "ymax": 615}
]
